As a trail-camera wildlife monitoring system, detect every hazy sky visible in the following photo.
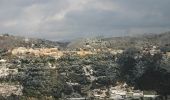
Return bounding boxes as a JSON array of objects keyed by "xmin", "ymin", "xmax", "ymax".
[{"xmin": 0, "ymin": 0, "xmax": 170, "ymax": 40}]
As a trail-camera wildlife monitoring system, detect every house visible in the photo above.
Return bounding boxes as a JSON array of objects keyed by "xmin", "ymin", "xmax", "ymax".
[
  {"xmin": 66, "ymin": 97, "xmax": 89, "ymax": 100},
  {"xmin": 66, "ymin": 82, "xmax": 80, "ymax": 86},
  {"xmin": 109, "ymin": 87, "xmax": 126, "ymax": 99},
  {"xmin": 0, "ymin": 63, "xmax": 18, "ymax": 78},
  {"xmin": 92, "ymin": 88, "xmax": 108, "ymax": 99},
  {"xmin": 110, "ymin": 49, "xmax": 123, "ymax": 55},
  {"xmin": 0, "ymin": 59, "xmax": 7, "ymax": 63}
]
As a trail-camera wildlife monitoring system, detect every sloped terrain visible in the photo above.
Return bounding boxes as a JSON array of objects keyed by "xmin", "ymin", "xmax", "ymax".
[
  {"xmin": 0, "ymin": 32, "xmax": 170, "ymax": 99},
  {"xmin": 0, "ymin": 34, "xmax": 68, "ymax": 50},
  {"xmin": 68, "ymin": 31, "xmax": 170, "ymax": 50}
]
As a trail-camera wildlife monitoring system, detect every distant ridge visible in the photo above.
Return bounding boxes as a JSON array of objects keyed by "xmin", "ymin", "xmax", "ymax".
[
  {"xmin": 0, "ymin": 34, "xmax": 68, "ymax": 49},
  {"xmin": 1, "ymin": 31, "xmax": 170, "ymax": 50},
  {"xmin": 67, "ymin": 31, "xmax": 170, "ymax": 49}
]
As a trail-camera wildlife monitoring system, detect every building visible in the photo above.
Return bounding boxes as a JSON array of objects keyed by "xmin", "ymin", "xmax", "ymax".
[{"xmin": 92, "ymin": 88, "xmax": 108, "ymax": 99}]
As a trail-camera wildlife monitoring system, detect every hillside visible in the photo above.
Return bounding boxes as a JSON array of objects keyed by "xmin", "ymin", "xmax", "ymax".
[
  {"xmin": 0, "ymin": 32, "xmax": 170, "ymax": 99},
  {"xmin": 2, "ymin": 32, "xmax": 170, "ymax": 50},
  {"xmin": 0, "ymin": 34, "xmax": 68, "ymax": 50},
  {"xmin": 68, "ymin": 31, "xmax": 170, "ymax": 50}
]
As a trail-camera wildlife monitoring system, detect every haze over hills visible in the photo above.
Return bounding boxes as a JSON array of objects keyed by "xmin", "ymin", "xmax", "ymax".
[
  {"xmin": 1, "ymin": 31, "xmax": 170, "ymax": 50},
  {"xmin": 0, "ymin": 34, "xmax": 69, "ymax": 50},
  {"xmin": 68, "ymin": 31, "xmax": 170, "ymax": 49}
]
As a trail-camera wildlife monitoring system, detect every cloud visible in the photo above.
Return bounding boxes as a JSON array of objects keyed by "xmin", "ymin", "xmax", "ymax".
[{"xmin": 0, "ymin": 0, "xmax": 170, "ymax": 40}]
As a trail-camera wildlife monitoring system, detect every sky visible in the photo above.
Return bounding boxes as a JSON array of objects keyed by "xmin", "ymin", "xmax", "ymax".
[{"xmin": 0, "ymin": 0, "xmax": 170, "ymax": 40}]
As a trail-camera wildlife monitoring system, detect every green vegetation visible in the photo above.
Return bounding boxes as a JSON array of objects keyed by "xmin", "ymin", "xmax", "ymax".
[{"xmin": 1, "ymin": 32, "xmax": 170, "ymax": 99}]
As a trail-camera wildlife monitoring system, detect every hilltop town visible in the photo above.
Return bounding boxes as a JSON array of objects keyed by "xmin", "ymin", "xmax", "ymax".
[{"xmin": 0, "ymin": 32, "xmax": 170, "ymax": 100}]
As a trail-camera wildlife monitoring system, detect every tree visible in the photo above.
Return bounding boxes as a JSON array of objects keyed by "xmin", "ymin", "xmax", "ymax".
[{"xmin": 116, "ymin": 48, "xmax": 139, "ymax": 84}]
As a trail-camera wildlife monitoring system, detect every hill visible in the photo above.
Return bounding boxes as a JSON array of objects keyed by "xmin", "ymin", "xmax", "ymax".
[
  {"xmin": 67, "ymin": 31, "xmax": 170, "ymax": 50},
  {"xmin": 0, "ymin": 34, "xmax": 68, "ymax": 50},
  {"xmin": 0, "ymin": 32, "xmax": 170, "ymax": 99}
]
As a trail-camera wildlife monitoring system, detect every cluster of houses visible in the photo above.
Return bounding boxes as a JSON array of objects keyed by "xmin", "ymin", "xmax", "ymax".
[
  {"xmin": 0, "ymin": 83, "xmax": 23, "ymax": 97},
  {"xmin": 0, "ymin": 59, "xmax": 18, "ymax": 78},
  {"xmin": 66, "ymin": 82, "xmax": 159, "ymax": 100},
  {"xmin": 11, "ymin": 47, "xmax": 64, "ymax": 58},
  {"xmin": 91, "ymin": 82, "xmax": 144, "ymax": 100},
  {"xmin": 0, "ymin": 60, "xmax": 23, "ymax": 97},
  {"xmin": 142, "ymin": 45, "xmax": 161, "ymax": 56},
  {"xmin": 11, "ymin": 47, "xmax": 96, "ymax": 58}
]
